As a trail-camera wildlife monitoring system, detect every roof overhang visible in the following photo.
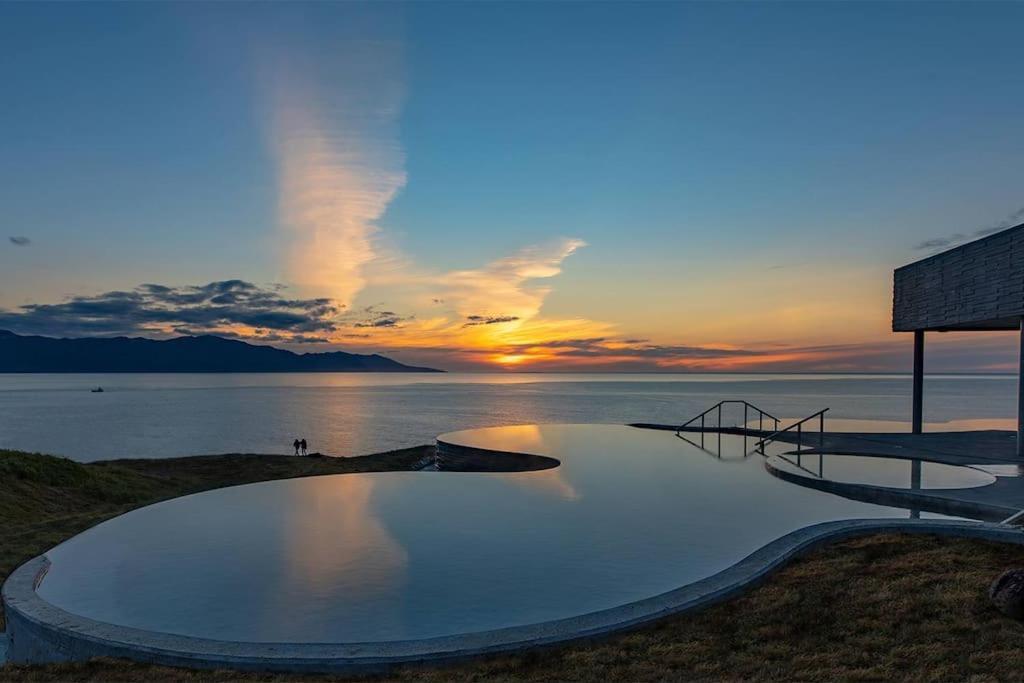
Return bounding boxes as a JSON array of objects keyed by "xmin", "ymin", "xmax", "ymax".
[{"xmin": 892, "ymin": 222, "xmax": 1024, "ymax": 333}]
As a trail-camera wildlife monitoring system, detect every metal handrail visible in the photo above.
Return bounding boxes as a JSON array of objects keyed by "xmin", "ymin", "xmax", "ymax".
[
  {"xmin": 755, "ymin": 408, "xmax": 829, "ymax": 454},
  {"xmin": 676, "ymin": 400, "xmax": 782, "ymax": 435}
]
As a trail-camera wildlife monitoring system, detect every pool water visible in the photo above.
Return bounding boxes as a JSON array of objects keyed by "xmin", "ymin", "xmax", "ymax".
[
  {"xmin": 37, "ymin": 424, "xmax": 980, "ymax": 643},
  {"xmin": 767, "ymin": 452, "xmax": 997, "ymax": 489}
]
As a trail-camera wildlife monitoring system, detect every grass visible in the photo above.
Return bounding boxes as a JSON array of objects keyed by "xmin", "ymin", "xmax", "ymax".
[{"xmin": 4, "ymin": 448, "xmax": 1024, "ymax": 681}]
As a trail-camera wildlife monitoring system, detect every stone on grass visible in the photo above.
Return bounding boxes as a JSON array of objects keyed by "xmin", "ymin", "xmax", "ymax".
[{"xmin": 989, "ymin": 568, "xmax": 1024, "ymax": 619}]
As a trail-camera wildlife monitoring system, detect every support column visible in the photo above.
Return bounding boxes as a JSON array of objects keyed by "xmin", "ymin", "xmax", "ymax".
[
  {"xmin": 912, "ymin": 330, "xmax": 924, "ymax": 434},
  {"xmin": 1018, "ymin": 319, "xmax": 1024, "ymax": 457},
  {"xmin": 910, "ymin": 459, "xmax": 921, "ymax": 519}
]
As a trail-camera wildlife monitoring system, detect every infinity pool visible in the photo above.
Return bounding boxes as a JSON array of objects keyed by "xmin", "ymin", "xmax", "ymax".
[{"xmin": 37, "ymin": 424, "xmax": 975, "ymax": 643}]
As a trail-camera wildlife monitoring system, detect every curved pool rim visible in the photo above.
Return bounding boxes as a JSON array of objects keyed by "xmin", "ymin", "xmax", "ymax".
[
  {"xmin": 4, "ymin": 426, "xmax": 1023, "ymax": 673},
  {"xmin": 763, "ymin": 455, "xmax": 1013, "ymax": 520},
  {"xmin": 5, "ymin": 517, "xmax": 1021, "ymax": 673},
  {"xmin": 765, "ymin": 453, "xmax": 997, "ymax": 490}
]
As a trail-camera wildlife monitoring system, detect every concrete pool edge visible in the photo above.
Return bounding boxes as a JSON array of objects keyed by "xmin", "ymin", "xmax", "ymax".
[
  {"xmin": 5, "ymin": 518, "xmax": 1024, "ymax": 674},
  {"xmin": 763, "ymin": 457, "xmax": 1013, "ymax": 521}
]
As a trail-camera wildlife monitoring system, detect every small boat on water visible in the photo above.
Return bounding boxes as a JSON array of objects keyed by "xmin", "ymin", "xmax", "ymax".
[{"xmin": 90, "ymin": 387, "xmax": 104, "ymax": 393}]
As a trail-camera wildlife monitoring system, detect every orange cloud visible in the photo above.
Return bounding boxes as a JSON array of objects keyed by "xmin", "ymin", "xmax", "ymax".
[{"xmin": 269, "ymin": 49, "xmax": 405, "ymax": 308}]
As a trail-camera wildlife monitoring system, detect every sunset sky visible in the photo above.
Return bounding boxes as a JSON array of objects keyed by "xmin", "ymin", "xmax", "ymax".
[{"xmin": 2, "ymin": 2, "xmax": 1023, "ymax": 372}]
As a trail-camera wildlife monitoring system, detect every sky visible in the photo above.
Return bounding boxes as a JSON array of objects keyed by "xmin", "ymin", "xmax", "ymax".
[{"xmin": 1, "ymin": 1, "xmax": 1023, "ymax": 372}]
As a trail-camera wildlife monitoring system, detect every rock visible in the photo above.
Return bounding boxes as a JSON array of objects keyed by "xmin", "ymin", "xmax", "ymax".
[{"xmin": 989, "ymin": 568, "xmax": 1024, "ymax": 619}]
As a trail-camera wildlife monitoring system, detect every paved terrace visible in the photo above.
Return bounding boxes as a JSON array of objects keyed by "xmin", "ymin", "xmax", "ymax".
[{"xmin": 632, "ymin": 425, "xmax": 1024, "ymax": 522}]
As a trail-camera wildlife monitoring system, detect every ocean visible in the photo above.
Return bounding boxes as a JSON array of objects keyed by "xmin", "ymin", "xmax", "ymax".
[{"xmin": 0, "ymin": 373, "xmax": 1016, "ymax": 462}]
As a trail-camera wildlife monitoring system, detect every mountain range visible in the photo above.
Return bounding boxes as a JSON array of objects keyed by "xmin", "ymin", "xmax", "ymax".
[{"xmin": 0, "ymin": 330, "xmax": 442, "ymax": 373}]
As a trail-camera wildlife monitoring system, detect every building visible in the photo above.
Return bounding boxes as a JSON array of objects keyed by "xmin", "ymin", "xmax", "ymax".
[{"xmin": 893, "ymin": 222, "xmax": 1024, "ymax": 452}]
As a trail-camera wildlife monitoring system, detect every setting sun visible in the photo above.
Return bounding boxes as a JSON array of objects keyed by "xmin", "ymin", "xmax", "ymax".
[{"xmin": 494, "ymin": 354, "xmax": 529, "ymax": 366}]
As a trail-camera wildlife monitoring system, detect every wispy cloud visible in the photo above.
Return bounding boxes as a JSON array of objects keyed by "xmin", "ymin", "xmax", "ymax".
[
  {"xmin": 8, "ymin": 236, "xmax": 30, "ymax": 246},
  {"xmin": 269, "ymin": 44, "xmax": 405, "ymax": 308},
  {"xmin": 438, "ymin": 239, "xmax": 587, "ymax": 324},
  {"xmin": 345, "ymin": 304, "xmax": 413, "ymax": 329},
  {"xmin": 382, "ymin": 333, "xmax": 1019, "ymax": 373},
  {"xmin": 914, "ymin": 206, "xmax": 1024, "ymax": 251},
  {"xmin": 464, "ymin": 315, "xmax": 520, "ymax": 327},
  {"xmin": 337, "ymin": 237, "xmax": 611, "ymax": 365}
]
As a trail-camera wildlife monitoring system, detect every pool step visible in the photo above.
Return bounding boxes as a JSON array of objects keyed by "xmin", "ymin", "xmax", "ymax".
[{"xmin": 415, "ymin": 459, "xmax": 440, "ymax": 471}]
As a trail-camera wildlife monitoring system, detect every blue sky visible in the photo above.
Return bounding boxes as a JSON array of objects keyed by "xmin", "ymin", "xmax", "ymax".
[{"xmin": 2, "ymin": 2, "xmax": 1023, "ymax": 371}]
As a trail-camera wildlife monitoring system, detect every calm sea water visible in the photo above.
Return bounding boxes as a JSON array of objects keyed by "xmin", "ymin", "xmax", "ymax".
[{"xmin": 0, "ymin": 373, "xmax": 1016, "ymax": 462}]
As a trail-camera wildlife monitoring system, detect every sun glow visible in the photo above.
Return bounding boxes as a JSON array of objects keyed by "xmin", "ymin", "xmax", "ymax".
[{"xmin": 494, "ymin": 354, "xmax": 528, "ymax": 365}]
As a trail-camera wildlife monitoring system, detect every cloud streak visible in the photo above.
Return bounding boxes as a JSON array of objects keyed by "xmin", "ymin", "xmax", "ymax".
[
  {"xmin": 381, "ymin": 333, "xmax": 1020, "ymax": 373},
  {"xmin": 914, "ymin": 206, "xmax": 1024, "ymax": 251},
  {"xmin": 438, "ymin": 239, "xmax": 587, "ymax": 324},
  {"xmin": 346, "ymin": 305, "xmax": 413, "ymax": 329},
  {"xmin": 464, "ymin": 315, "xmax": 520, "ymax": 327},
  {"xmin": 339, "ymin": 237, "xmax": 610, "ymax": 366},
  {"xmin": 269, "ymin": 43, "xmax": 405, "ymax": 308}
]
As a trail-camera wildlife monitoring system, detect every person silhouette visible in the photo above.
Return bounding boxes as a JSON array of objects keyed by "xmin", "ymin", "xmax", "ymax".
[
  {"xmin": 300, "ymin": 438, "xmax": 308, "ymax": 456},
  {"xmin": 293, "ymin": 438, "xmax": 300, "ymax": 456}
]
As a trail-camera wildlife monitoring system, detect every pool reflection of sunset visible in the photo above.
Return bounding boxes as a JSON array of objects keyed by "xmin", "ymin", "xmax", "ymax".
[{"xmin": 281, "ymin": 475, "xmax": 407, "ymax": 595}]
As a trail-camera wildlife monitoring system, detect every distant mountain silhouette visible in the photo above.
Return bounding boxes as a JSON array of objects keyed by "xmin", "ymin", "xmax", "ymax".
[{"xmin": 0, "ymin": 330, "xmax": 442, "ymax": 373}]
